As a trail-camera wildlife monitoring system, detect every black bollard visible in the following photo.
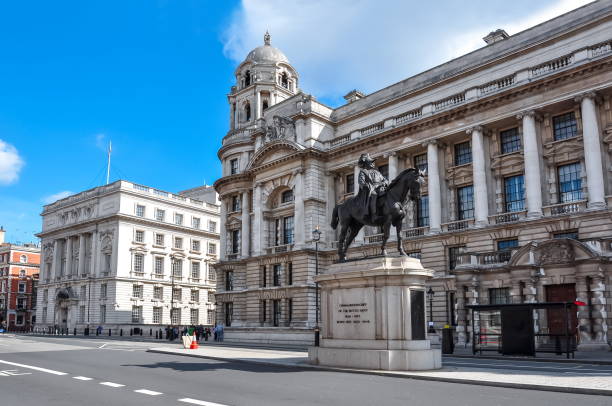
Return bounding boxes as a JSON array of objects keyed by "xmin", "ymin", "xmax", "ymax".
[
  {"xmin": 73, "ymin": 328, "xmax": 76, "ymax": 336},
  {"xmin": 140, "ymin": 329, "xmax": 143, "ymax": 336},
  {"xmin": 120, "ymin": 329, "xmax": 123, "ymax": 336},
  {"xmin": 109, "ymin": 329, "xmax": 111, "ymax": 336},
  {"xmin": 150, "ymin": 329, "xmax": 152, "ymax": 336},
  {"xmin": 130, "ymin": 329, "xmax": 133, "ymax": 336}
]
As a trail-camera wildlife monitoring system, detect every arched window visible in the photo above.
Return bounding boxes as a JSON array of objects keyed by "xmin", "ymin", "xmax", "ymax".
[
  {"xmin": 20, "ymin": 255, "xmax": 27, "ymax": 263},
  {"xmin": 262, "ymin": 100, "xmax": 269, "ymax": 112},
  {"xmin": 244, "ymin": 70, "xmax": 251, "ymax": 87},
  {"xmin": 19, "ymin": 269, "xmax": 26, "ymax": 277},
  {"xmin": 281, "ymin": 72, "xmax": 288, "ymax": 89},
  {"xmin": 245, "ymin": 102, "xmax": 251, "ymax": 122}
]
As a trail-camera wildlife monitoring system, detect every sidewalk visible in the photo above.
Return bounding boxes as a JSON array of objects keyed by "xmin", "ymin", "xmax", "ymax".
[
  {"xmin": 148, "ymin": 344, "xmax": 612, "ymax": 396},
  {"xmin": 447, "ymin": 345, "xmax": 612, "ymax": 365}
]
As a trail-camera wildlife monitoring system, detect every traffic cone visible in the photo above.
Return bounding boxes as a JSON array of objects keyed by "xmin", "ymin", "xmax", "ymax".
[{"xmin": 190, "ymin": 335, "xmax": 199, "ymax": 349}]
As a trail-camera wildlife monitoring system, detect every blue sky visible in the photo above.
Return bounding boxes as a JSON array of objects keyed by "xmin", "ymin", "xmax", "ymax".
[{"xmin": 0, "ymin": 0, "xmax": 592, "ymax": 243}]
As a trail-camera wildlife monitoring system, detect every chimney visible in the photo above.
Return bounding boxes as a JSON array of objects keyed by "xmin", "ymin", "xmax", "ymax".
[
  {"xmin": 483, "ymin": 29, "xmax": 509, "ymax": 45},
  {"xmin": 343, "ymin": 90, "xmax": 365, "ymax": 103},
  {"xmin": 0, "ymin": 226, "xmax": 5, "ymax": 244}
]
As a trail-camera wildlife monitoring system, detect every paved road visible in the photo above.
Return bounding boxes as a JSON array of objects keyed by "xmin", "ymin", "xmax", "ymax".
[{"xmin": 0, "ymin": 335, "xmax": 610, "ymax": 406}]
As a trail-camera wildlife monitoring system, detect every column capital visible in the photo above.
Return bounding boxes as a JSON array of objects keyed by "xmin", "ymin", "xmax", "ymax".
[
  {"xmin": 466, "ymin": 125, "xmax": 484, "ymax": 135},
  {"xmin": 516, "ymin": 109, "xmax": 542, "ymax": 121},
  {"xmin": 383, "ymin": 151, "xmax": 398, "ymax": 158},
  {"xmin": 574, "ymin": 91, "xmax": 599, "ymax": 104},
  {"xmin": 422, "ymin": 139, "xmax": 440, "ymax": 148},
  {"xmin": 292, "ymin": 167, "xmax": 304, "ymax": 176}
]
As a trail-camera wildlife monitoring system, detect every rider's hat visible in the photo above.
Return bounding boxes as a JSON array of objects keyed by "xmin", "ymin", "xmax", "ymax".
[{"xmin": 358, "ymin": 153, "xmax": 375, "ymax": 168}]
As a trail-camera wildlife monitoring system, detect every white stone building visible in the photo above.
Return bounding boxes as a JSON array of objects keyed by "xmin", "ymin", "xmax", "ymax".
[{"xmin": 35, "ymin": 181, "xmax": 220, "ymax": 333}]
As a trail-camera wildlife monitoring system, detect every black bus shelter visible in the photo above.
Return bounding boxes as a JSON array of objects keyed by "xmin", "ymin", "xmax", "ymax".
[{"xmin": 466, "ymin": 302, "xmax": 578, "ymax": 359}]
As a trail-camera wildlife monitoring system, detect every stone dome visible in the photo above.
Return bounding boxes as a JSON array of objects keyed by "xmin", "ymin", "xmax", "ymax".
[{"xmin": 244, "ymin": 32, "xmax": 290, "ymax": 64}]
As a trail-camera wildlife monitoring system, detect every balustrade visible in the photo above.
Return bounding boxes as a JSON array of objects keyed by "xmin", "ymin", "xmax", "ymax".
[
  {"xmin": 488, "ymin": 210, "xmax": 527, "ymax": 224},
  {"xmin": 402, "ymin": 226, "xmax": 429, "ymax": 238},
  {"xmin": 530, "ymin": 54, "xmax": 573, "ymax": 78},
  {"xmin": 442, "ymin": 219, "xmax": 473, "ymax": 232},
  {"xmin": 542, "ymin": 200, "xmax": 586, "ymax": 216}
]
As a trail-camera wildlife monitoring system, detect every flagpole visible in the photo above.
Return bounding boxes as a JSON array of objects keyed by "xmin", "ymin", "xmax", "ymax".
[{"xmin": 106, "ymin": 140, "xmax": 112, "ymax": 185}]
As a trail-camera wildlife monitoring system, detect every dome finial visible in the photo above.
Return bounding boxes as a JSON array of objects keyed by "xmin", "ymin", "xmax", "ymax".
[{"xmin": 264, "ymin": 30, "xmax": 271, "ymax": 46}]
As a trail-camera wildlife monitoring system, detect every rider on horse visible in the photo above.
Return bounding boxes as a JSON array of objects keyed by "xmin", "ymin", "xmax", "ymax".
[{"xmin": 356, "ymin": 153, "xmax": 388, "ymax": 224}]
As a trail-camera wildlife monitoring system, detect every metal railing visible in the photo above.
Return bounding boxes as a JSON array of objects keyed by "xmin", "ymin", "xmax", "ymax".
[{"xmin": 542, "ymin": 200, "xmax": 586, "ymax": 216}]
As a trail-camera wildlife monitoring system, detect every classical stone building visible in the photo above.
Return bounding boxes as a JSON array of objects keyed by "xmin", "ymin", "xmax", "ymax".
[
  {"xmin": 35, "ymin": 181, "xmax": 219, "ymax": 333},
  {"xmin": 214, "ymin": 2, "xmax": 612, "ymax": 349}
]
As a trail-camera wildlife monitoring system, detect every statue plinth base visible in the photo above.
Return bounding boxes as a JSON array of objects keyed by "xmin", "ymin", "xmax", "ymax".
[{"xmin": 308, "ymin": 255, "xmax": 441, "ymax": 371}]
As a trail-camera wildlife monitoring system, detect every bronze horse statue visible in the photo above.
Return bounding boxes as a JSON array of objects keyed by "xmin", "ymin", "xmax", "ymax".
[{"xmin": 331, "ymin": 168, "xmax": 425, "ymax": 262}]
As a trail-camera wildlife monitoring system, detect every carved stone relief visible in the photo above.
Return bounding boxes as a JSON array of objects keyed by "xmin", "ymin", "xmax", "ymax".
[
  {"xmin": 264, "ymin": 115, "xmax": 296, "ymax": 143},
  {"xmin": 535, "ymin": 240, "xmax": 575, "ymax": 265}
]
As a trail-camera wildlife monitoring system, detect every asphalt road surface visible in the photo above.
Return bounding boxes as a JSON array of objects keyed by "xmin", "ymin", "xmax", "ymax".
[{"xmin": 0, "ymin": 335, "xmax": 610, "ymax": 406}]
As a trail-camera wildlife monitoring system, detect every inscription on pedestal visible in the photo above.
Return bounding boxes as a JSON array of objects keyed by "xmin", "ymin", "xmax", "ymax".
[{"xmin": 331, "ymin": 288, "xmax": 375, "ymax": 339}]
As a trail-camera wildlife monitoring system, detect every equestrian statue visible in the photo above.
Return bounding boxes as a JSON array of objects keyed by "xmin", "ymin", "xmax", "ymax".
[{"xmin": 331, "ymin": 153, "xmax": 425, "ymax": 262}]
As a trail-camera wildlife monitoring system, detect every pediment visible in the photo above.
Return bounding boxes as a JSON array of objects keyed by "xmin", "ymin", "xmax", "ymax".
[
  {"xmin": 508, "ymin": 238, "xmax": 597, "ymax": 267},
  {"xmin": 491, "ymin": 152, "xmax": 524, "ymax": 171},
  {"xmin": 247, "ymin": 140, "xmax": 304, "ymax": 170},
  {"xmin": 543, "ymin": 137, "xmax": 583, "ymax": 165}
]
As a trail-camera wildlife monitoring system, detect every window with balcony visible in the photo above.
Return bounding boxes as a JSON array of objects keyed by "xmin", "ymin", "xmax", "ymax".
[
  {"xmin": 155, "ymin": 209, "xmax": 165, "ymax": 222},
  {"xmin": 225, "ymin": 271, "xmax": 234, "ymax": 291},
  {"xmin": 456, "ymin": 185, "xmax": 474, "ymax": 220},
  {"xmin": 557, "ymin": 163, "xmax": 582, "ymax": 202},
  {"xmin": 230, "ymin": 158, "xmax": 239, "ymax": 175},
  {"xmin": 416, "ymin": 196, "xmax": 429, "ymax": 227},
  {"xmin": 231, "ymin": 230, "xmax": 240, "ymax": 254},
  {"xmin": 448, "ymin": 246, "xmax": 465, "ymax": 271},
  {"xmin": 499, "ymin": 127, "xmax": 521, "ymax": 154},
  {"xmin": 273, "ymin": 264, "xmax": 281, "ymax": 287},
  {"xmin": 553, "ymin": 112, "xmax": 577, "ymax": 141},
  {"xmin": 192, "ymin": 217, "xmax": 201, "ymax": 229},
  {"xmin": 133, "ymin": 254, "xmax": 144, "ymax": 274},
  {"xmin": 155, "ymin": 233, "xmax": 165, "ymax": 246},
  {"xmin": 136, "ymin": 205, "xmax": 146, "ymax": 218},
  {"xmin": 414, "ymin": 154, "xmax": 428, "ymax": 173},
  {"xmin": 281, "ymin": 190, "xmax": 294, "ymax": 204},
  {"xmin": 191, "ymin": 261, "xmax": 200, "ymax": 280},
  {"xmin": 454, "ymin": 141, "xmax": 472, "ymax": 165},
  {"xmin": 504, "ymin": 175, "xmax": 525, "ymax": 212},
  {"xmin": 135, "ymin": 230, "xmax": 144, "ymax": 243}
]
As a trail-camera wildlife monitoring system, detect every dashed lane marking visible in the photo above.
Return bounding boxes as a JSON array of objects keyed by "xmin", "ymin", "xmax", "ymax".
[
  {"xmin": 100, "ymin": 382, "xmax": 125, "ymax": 388},
  {"xmin": 73, "ymin": 376, "xmax": 93, "ymax": 381},
  {"xmin": 178, "ymin": 398, "xmax": 230, "ymax": 406},
  {"xmin": 98, "ymin": 343, "xmax": 107, "ymax": 349},
  {"xmin": 134, "ymin": 389, "xmax": 163, "ymax": 396},
  {"xmin": 0, "ymin": 360, "xmax": 67, "ymax": 376}
]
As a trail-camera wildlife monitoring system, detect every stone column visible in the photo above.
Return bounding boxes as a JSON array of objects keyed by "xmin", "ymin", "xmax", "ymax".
[
  {"xmin": 253, "ymin": 184, "xmax": 263, "ymax": 256},
  {"xmin": 229, "ymin": 103, "xmax": 235, "ymax": 130},
  {"xmin": 219, "ymin": 199, "xmax": 227, "ymax": 261},
  {"xmin": 518, "ymin": 111, "xmax": 543, "ymax": 218},
  {"xmin": 388, "ymin": 152, "xmax": 398, "ymax": 180},
  {"xmin": 241, "ymin": 191, "xmax": 250, "ymax": 258},
  {"xmin": 255, "ymin": 91, "xmax": 261, "ymax": 120},
  {"xmin": 66, "ymin": 237, "xmax": 73, "ymax": 278},
  {"xmin": 425, "ymin": 141, "xmax": 441, "ymax": 233},
  {"xmin": 294, "ymin": 169, "xmax": 305, "ymax": 248},
  {"xmin": 52, "ymin": 240, "xmax": 60, "ymax": 280},
  {"xmin": 325, "ymin": 172, "xmax": 337, "ymax": 244},
  {"xmin": 577, "ymin": 93, "xmax": 606, "ymax": 209},
  {"xmin": 78, "ymin": 234, "xmax": 86, "ymax": 276},
  {"xmin": 468, "ymin": 126, "xmax": 489, "ymax": 227}
]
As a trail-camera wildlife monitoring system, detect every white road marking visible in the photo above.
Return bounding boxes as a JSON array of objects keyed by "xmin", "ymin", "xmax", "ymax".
[
  {"xmin": 100, "ymin": 382, "xmax": 125, "ymax": 388},
  {"xmin": 73, "ymin": 376, "xmax": 93, "ymax": 381},
  {"xmin": 0, "ymin": 360, "xmax": 67, "ymax": 376},
  {"xmin": 0, "ymin": 369, "xmax": 32, "ymax": 376},
  {"xmin": 134, "ymin": 389, "xmax": 163, "ymax": 396},
  {"xmin": 98, "ymin": 343, "xmax": 107, "ymax": 349},
  {"xmin": 178, "ymin": 398, "xmax": 230, "ymax": 406}
]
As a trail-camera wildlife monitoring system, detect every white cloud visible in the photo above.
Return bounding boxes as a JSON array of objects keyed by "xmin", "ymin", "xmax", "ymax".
[
  {"xmin": 223, "ymin": 0, "xmax": 595, "ymax": 104},
  {"xmin": 42, "ymin": 191, "xmax": 74, "ymax": 204},
  {"xmin": 0, "ymin": 139, "xmax": 25, "ymax": 185}
]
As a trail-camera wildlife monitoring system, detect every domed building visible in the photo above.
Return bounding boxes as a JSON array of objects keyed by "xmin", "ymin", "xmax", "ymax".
[{"xmin": 215, "ymin": 2, "xmax": 612, "ymax": 352}]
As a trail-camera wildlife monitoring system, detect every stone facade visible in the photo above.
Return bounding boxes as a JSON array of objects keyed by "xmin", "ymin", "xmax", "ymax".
[
  {"xmin": 214, "ymin": 2, "xmax": 612, "ymax": 348},
  {"xmin": 35, "ymin": 181, "xmax": 220, "ymax": 333}
]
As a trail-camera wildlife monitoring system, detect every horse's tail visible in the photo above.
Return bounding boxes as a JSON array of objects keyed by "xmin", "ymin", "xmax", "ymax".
[{"xmin": 331, "ymin": 205, "xmax": 339, "ymax": 230}]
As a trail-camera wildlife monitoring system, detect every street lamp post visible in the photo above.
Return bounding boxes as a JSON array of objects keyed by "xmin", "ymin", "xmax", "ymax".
[
  {"xmin": 312, "ymin": 226, "xmax": 321, "ymax": 347},
  {"xmin": 427, "ymin": 287, "xmax": 435, "ymax": 334}
]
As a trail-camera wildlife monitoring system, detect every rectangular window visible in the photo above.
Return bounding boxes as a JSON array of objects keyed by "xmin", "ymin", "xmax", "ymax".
[
  {"xmin": 104, "ymin": 254, "xmax": 111, "ymax": 273},
  {"xmin": 17, "ymin": 297, "xmax": 27, "ymax": 309},
  {"xmin": 153, "ymin": 307, "xmax": 162, "ymax": 324},
  {"xmin": 208, "ymin": 243, "xmax": 217, "ymax": 255},
  {"xmin": 553, "ymin": 112, "xmax": 577, "ymax": 141},
  {"xmin": 454, "ymin": 141, "xmax": 472, "ymax": 165},
  {"xmin": 231, "ymin": 195, "xmax": 241, "ymax": 212},
  {"xmin": 208, "ymin": 267, "xmax": 216, "ymax": 281},
  {"xmin": 153, "ymin": 286, "xmax": 163, "ymax": 300},
  {"xmin": 155, "ymin": 209, "xmax": 165, "ymax": 222},
  {"xmin": 100, "ymin": 305, "xmax": 106, "ymax": 323},
  {"xmin": 489, "ymin": 288, "xmax": 510, "ymax": 305},
  {"xmin": 174, "ymin": 237, "xmax": 183, "ymax": 249},
  {"xmin": 553, "ymin": 231, "xmax": 579, "ymax": 240},
  {"xmin": 448, "ymin": 246, "xmax": 464, "ymax": 271},
  {"xmin": 79, "ymin": 305, "xmax": 86, "ymax": 323},
  {"xmin": 131, "ymin": 305, "xmax": 142, "ymax": 323},
  {"xmin": 173, "ymin": 213, "xmax": 184, "ymax": 226},
  {"xmin": 281, "ymin": 190, "xmax": 294, "ymax": 204},
  {"xmin": 225, "ymin": 302, "xmax": 233, "ymax": 326},
  {"xmin": 155, "ymin": 233, "xmax": 165, "ymax": 246},
  {"xmin": 80, "ymin": 285, "xmax": 87, "ymax": 299},
  {"xmin": 171, "ymin": 308, "xmax": 181, "ymax": 325},
  {"xmin": 287, "ymin": 299, "xmax": 293, "ymax": 323},
  {"xmin": 225, "ymin": 271, "xmax": 234, "ymax": 291},
  {"xmin": 273, "ymin": 264, "xmax": 281, "ymax": 287},
  {"xmin": 132, "ymin": 284, "xmax": 143, "ymax": 299},
  {"xmin": 231, "ymin": 230, "xmax": 240, "ymax": 254},
  {"xmin": 500, "ymin": 127, "xmax": 521, "ymax": 154},
  {"xmin": 260, "ymin": 300, "xmax": 267, "ymax": 323},
  {"xmin": 283, "ymin": 216, "xmax": 294, "ymax": 245},
  {"xmin": 135, "ymin": 230, "xmax": 144, "ymax": 243},
  {"xmin": 504, "ymin": 175, "xmax": 525, "ymax": 212},
  {"xmin": 208, "ymin": 221, "xmax": 217, "ymax": 233},
  {"xmin": 190, "ymin": 308, "xmax": 199, "ymax": 325},
  {"xmin": 136, "ymin": 204, "xmax": 145, "ymax": 217},
  {"xmin": 192, "ymin": 217, "xmax": 201, "ymax": 229},
  {"xmin": 497, "ymin": 239, "xmax": 519, "ymax": 251},
  {"xmin": 191, "ymin": 240, "xmax": 201, "ymax": 252},
  {"xmin": 346, "ymin": 174, "xmax": 354, "ymax": 194},
  {"xmin": 191, "ymin": 262, "xmax": 200, "ymax": 280},
  {"xmin": 154, "ymin": 257, "xmax": 164, "ymax": 276},
  {"xmin": 171, "ymin": 259, "xmax": 182, "ymax": 279},
  {"xmin": 18, "ymin": 282, "xmax": 26, "ymax": 293},
  {"xmin": 414, "ymin": 154, "xmax": 428, "ymax": 173},
  {"xmin": 261, "ymin": 265, "xmax": 267, "ymax": 287},
  {"xmin": 558, "ymin": 163, "xmax": 582, "ymax": 202},
  {"xmin": 172, "ymin": 288, "xmax": 182, "ymax": 302},
  {"xmin": 191, "ymin": 289, "xmax": 199, "ymax": 302},
  {"xmin": 287, "ymin": 262, "xmax": 293, "ymax": 285},
  {"xmin": 42, "ymin": 307, "xmax": 47, "ymax": 324},
  {"xmin": 100, "ymin": 283, "xmax": 107, "ymax": 298},
  {"xmin": 416, "ymin": 196, "xmax": 429, "ymax": 227},
  {"xmin": 273, "ymin": 300, "xmax": 281, "ymax": 327},
  {"xmin": 456, "ymin": 185, "xmax": 474, "ymax": 220},
  {"xmin": 133, "ymin": 254, "xmax": 144, "ymax": 274},
  {"xmin": 207, "ymin": 309, "xmax": 215, "ymax": 325},
  {"xmin": 230, "ymin": 158, "xmax": 239, "ymax": 175}
]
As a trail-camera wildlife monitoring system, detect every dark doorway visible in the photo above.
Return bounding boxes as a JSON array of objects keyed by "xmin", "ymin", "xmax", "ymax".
[
  {"xmin": 501, "ymin": 306, "xmax": 534, "ymax": 355},
  {"xmin": 545, "ymin": 284, "xmax": 577, "ymax": 335}
]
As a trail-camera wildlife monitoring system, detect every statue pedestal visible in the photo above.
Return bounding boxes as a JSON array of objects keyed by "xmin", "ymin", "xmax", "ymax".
[{"xmin": 308, "ymin": 255, "xmax": 441, "ymax": 371}]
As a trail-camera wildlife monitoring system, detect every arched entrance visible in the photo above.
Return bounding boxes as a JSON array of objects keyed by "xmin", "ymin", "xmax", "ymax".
[{"xmin": 54, "ymin": 288, "xmax": 78, "ymax": 331}]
